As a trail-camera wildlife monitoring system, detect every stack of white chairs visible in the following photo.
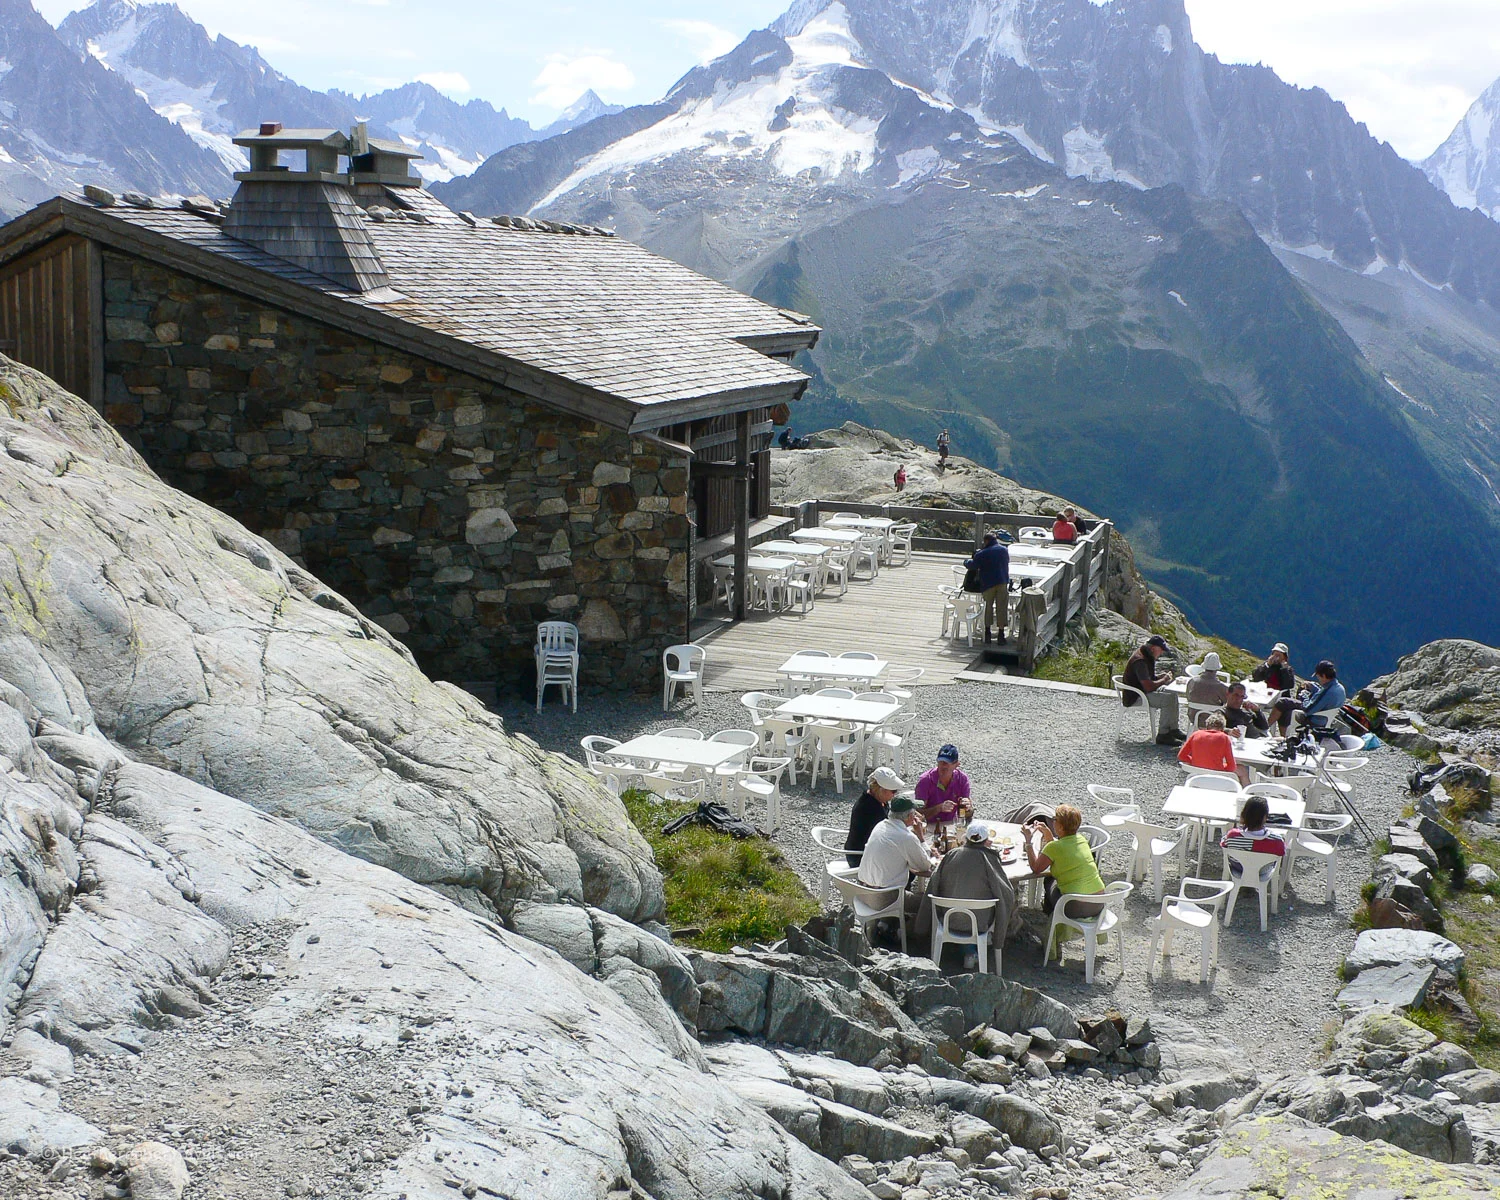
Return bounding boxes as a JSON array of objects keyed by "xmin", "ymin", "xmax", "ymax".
[{"xmin": 534, "ymin": 621, "xmax": 579, "ymax": 713}]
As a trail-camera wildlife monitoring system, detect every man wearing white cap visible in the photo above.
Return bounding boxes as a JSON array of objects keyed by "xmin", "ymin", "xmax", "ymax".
[
  {"xmin": 912, "ymin": 821, "xmax": 1019, "ymax": 970},
  {"xmin": 1185, "ymin": 651, "xmax": 1228, "ymax": 708}
]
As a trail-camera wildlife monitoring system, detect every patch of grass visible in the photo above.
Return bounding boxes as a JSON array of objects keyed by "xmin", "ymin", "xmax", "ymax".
[
  {"xmin": 1205, "ymin": 635, "xmax": 1259, "ymax": 678},
  {"xmin": 1427, "ymin": 873, "xmax": 1500, "ymax": 1069},
  {"xmin": 622, "ymin": 789, "xmax": 818, "ymax": 954},
  {"xmin": 1448, "ymin": 784, "xmax": 1494, "ymax": 822},
  {"xmin": 1033, "ymin": 637, "xmax": 1129, "ymax": 690},
  {"xmin": 1349, "ymin": 902, "xmax": 1374, "ymax": 934}
]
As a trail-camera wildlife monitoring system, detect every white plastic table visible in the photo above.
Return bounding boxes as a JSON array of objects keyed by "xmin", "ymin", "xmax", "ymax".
[
  {"xmin": 790, "ymin": 527, "xmax": 863, "ymax": 546},
  {"xmin": 1162, "ymin": 785, "xmax": 1305, "ymax": 874},
  {"xmin": 775, "ymin": 694, "xmax": 899, "ymax": 775},
  {"xmin": 777, "ymin": 654, "xmax": 887, "ymax": 684},
  {"xmin": 758, "ymin": 540, "xmax": 829, "ymax": 558},
  {"xmin": 608, "ymin": 735, "xmax": 750, "ymax": 770},
  {"xmin": 826, "ymin": 516, "xmax": 895, "ymax": 531},
  {"xmin": 1164, "ymin": 679, "xmax": 1280, "ymax": 708}
]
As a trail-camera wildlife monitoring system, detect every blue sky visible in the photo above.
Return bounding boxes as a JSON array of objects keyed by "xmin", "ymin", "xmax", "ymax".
[{"xmin": 33, "ymin": 0, "xmax": 1500, "ymax": 158}]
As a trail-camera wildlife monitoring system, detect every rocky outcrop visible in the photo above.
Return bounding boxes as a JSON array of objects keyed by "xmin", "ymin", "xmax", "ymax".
[
  {"xmin": 1164, "ymin": 1115, "xmax": 1500, "ymax": 1199},
  {"xmin": 1369, "ymin": 639, "xmax": 1500, "ymax": 734},
  {"xmin": 0, "ymin": 353, "xmax": 662, "ymax": 924}
]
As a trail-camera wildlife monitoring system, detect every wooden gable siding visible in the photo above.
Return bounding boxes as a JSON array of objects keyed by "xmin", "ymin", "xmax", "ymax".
[{"xmin": 0, "ymin": 234, "xmax": 101, "ymax": 408}]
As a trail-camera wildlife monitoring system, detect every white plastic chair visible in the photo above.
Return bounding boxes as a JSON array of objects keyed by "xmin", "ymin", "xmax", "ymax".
[
  {"xmin": 662, "ymin": 644, "xmax": 706, "ymax": 711},
  {"xmin": 708, "ymin": 729, "xmax": 760, "ymax": 799},
  {"xmin": 634, "ymin": 774, "xmax": 707, "ymax": 803},
  {"xmin": 831, "ymin": 872, "xmax": 907, "ymax": 952},
  {"xmin": 1080, "ymin": 825, "xmax": 1111, "ymax": 854},
  {"xmin": 875, "ymin": 665, "xmax": 924, "ymax": 703},
  {"xmin": 784, "ymin": 564, "xmax": 817, "ymax": 615},
  {"xmin": 1045, "ymin": 881, "xmax": 1132, "ymax": 984},
  {"xmin": 731, "ymin": 756, "xmax": 791, "ymax": 830},
  {"xmin": 929, "ymin": 896, "xmax": 1000, "ymax": 974},
  {"xmin": 822, "ymin": 550, "xmax": 851, "ymax": 597},
  {"xmin": 850, "ymin": 535, "xmax": 881, "ymax": 580},
  {"xmin": 739, "ymin": 691, "xmax": 783, "ymax": 747},
  {"xmin": 710, "ymin": 561, "xmax": 734, "ymax": 612},
  {"xmin": 534, "ymin": 621, "xmax": 579, "ymax": 713},
  {"xmin": 814, "ymin": 687, "xmax": 857, "ymax": 699},
  {"xmin": 1283, "ymin": 813, "xmax": 1354, "ymax": 903},
  {"xmin": 838, "ymin": 651, "xmax": 879, "ymax": 660},
  {"xmin": 1120, "ymin": 818, "xmax": 1190, "ymax": 901},
  {"xmin": 1086, "ymin": 784, "xmax": 1135, "ymax": 817},
  {"xmin": 760, "ymin": 715, "xmax": 810, "ymax": 783},
  {"xmin": 579, "ymin": 735, "xmax": 623, "ymax": 772},
  {"xmin": 659, "ymin": 727, "xmax": 704, "ymax": 740},
  {"xmin": 807, "ymin": 722, "xmax": 860, "ymax": 793},
  {"xmin": 1148, "ymin": 878, "xmax": 1233, "ymax": 983},
  {"xmin": 1184, "ymin": 772, "xmax": 1240, "ymax": 793},
  {"xmin": 947, "ymin": 593, "xmax": 982, "ymax": 646},
  {"xmin": 867, "ymin": 712, "xmax": 917, "ymax": 777},
  {"xmin": 812, "ymin": 827, "xmax": 854, "ymax": 901},
  {"xmin": 1222, "ymin": 847, "xmax": 1282, "ymax": 930},
  {"xmin": 1180, "ymin": 764, "xmax": 1239, "ymax": 787},
  {"xmin": 889, "ymin": 523, "xmax": 917, "ymax": 567},
  {"xmin": 1112, "ymin": 675, "xmax": 1158, "ymax": 740}
]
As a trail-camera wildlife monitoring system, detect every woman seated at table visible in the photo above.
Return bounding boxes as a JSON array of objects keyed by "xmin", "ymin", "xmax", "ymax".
[
  {"xmin": 1220, "ymin": 796, "xmax": 1286, "ymax": 881},
  {"xmin": 1178, "ymin": 713, "xmax": 1245, "ymax": 782},
  {"xmin": 1024, "ymin": 803, "xmax": 1105, "ymax": 916},
  {"xmin": 1052, "ymin": 507, "xmax": 1079, "ymax": 544},
  {"xmin": 1185, "ymin": 651, "xmax": 1229, "ymax": 707}
]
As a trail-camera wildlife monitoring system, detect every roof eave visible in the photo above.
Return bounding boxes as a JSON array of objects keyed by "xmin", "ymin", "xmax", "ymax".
[
  {"xmin": 737, "ymin": 328, "xmax": 821, "ymax": 356},
  {"xmin": 626, "ymin": 376, "xmax": 809, "ymax": 434}
]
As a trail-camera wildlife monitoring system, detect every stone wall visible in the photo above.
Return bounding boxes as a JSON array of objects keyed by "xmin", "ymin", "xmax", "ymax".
[{"xmin": 98, "ymin": 250, "xmax": 691, "ymax": 690}]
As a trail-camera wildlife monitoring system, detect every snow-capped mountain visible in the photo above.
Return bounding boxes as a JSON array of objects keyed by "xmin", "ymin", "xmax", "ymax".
[
  {"xmin": 437, "ymin": 0, "xmax": 1500, "ymax": 681},
  {"xmin": 1424, "ymin": 75, "xmax": 1500, "ymax": 222},
  {"xmin": 57, "ymin": 0, "xmax": 540, "ymax": 185},
  {"xmin": 539, "ymin": 89, "xmax": 626, "ymax": 138},
  {"xmin": 331, "ymin": 83, "xmax": 534, "ymax": 184},
  {"xmin": 58, "ymin": 0, "xmax": 352, "ymax": 173},
  {"xmin": 0, "ymin": 0, "xmax": 229, "ymax": 214}
]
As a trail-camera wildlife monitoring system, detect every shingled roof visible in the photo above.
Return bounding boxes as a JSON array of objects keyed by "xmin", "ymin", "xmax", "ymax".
[{"xmin": 0, "ymin": 188, "xmax": 819, "ymax": 432}]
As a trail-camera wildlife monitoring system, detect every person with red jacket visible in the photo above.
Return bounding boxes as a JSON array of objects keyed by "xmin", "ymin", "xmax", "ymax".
[
  {"xmin": 894, "ymin": 464, "xmax": 908, "ymax": 492},
  {"xmin": 1178, "ymin": 713, "xmax": 1240, "ymax": 780},
  {"xmin": 1052, "ymin": 506, "xmax": 1079, "ymax": 544}
]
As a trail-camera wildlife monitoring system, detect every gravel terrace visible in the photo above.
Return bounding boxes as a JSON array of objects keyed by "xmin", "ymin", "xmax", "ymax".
[{"xmin": 498, "ymin": 679, "xmax": 1412, "ymax": 1077}]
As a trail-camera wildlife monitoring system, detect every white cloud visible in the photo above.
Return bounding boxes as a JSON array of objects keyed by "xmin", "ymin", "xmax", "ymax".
[
  {"xmin": 530, "ymin": 54, "xmax": 635, "ymax": 110},
  {"xmin": 415, "ymin": 70, "xmax": 471, "ymax": 95},
  {"xmin": 661, "ymin": 19, "xmax": 740, "ymax": 64}
]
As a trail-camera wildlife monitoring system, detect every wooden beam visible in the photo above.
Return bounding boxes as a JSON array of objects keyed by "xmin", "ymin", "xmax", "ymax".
[{"xmin": 732, "ymin": 410, "xmax": 750, "ymax": 620}]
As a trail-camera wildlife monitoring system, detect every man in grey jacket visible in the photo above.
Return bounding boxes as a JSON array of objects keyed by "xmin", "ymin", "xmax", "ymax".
[{"xmin": 912, "ymin": 822, "xmax": 1021, "ymax": 969}]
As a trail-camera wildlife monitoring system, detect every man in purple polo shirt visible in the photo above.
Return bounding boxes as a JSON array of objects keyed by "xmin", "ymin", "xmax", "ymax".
[{"xmin": 915, "ymin": 744, "xmax": 971, "ymax": 834}]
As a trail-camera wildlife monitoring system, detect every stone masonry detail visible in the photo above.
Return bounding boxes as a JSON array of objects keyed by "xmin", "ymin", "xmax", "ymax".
[{"xmin": 100, "ymin": 250, "xmax": 691, "ymax": 690}]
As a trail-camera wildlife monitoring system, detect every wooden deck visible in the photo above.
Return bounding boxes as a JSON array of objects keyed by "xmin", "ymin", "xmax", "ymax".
[{"xmin": 690, "ymin": 551, "xmax": 989, "ymax": 692}]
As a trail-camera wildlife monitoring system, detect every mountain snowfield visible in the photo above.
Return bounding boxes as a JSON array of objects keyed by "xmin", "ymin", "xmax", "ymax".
[
  {"xmin": 1425, "ymin": 75, "xmax": 1500, "ymax": 221},
  {"xmin": 438, "ymin": 0, "xmax": 1500, "ymax": 681}
]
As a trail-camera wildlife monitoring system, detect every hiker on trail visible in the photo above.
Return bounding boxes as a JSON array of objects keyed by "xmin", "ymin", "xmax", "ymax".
[
  {"xmin": 936, "ymin": 429, "xmax": 950, "ymax": 466},
  {"xmin": 964, "ymin": 533, "xmax": 1009, "ymax": 645},
  {"xmin": 894, "ymin": 464, "xmax": 907, "ymax": 491}
]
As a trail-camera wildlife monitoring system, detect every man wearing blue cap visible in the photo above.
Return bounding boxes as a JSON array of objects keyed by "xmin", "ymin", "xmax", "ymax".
[{"xmin": 916, "ymin": 744, "xmax": 971, "ymax": 834}]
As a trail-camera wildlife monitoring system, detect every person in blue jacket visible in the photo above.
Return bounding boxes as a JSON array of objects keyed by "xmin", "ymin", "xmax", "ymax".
[
  {"xmin": 965, "ymin": 532, "xmax": 1010, "ymax": 644},
  {"xmin": 1269, "ymin": 660, "xmax": 1346, "ymax": 736}
]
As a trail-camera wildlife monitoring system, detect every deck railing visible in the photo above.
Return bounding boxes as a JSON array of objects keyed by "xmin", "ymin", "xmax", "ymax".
[{"xmin": 768, "ymin": 499, "xmax": 1113, "ymax": 671}]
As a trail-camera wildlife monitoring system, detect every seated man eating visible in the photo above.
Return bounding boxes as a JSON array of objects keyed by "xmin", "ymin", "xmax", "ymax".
[
  {"xmin": 913, "ymin": 821, "xmax": 1019, "ymax": 970},
  {"xmin": 916, "ymin": 744, "xmax": 971, "ymax": 835},
  {"xmin": 857, "ymin": 795, "xmax": 933, "ymax": 921},
  {"xmin": 1222, "ymin": 682, "xmax": 1270, "ymax": 738}
]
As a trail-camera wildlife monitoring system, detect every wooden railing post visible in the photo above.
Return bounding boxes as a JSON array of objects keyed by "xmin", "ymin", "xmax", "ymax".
[
  {"xmin": 1057, "ymin": 559, "xmax": 1076, "ymax": 641},
  {"xmin": 972, "ymin": 511, "xmax": 985, "ymax": 551},
  {"xmin": 1016, "ymin": 588, "xmax": 1046, "ymax": 672}
]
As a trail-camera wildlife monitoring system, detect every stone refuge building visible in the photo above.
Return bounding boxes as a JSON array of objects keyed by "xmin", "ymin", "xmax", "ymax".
[{"xmin": 0, "ymin": 125, "xmax": 818, "ymax": 691}]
